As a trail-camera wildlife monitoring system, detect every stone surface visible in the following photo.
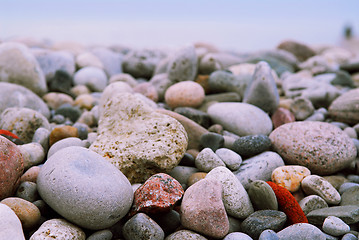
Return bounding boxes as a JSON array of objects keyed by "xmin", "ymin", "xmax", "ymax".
[
  {"xmin": 215, "ymin": 148, "xmax": 242, "ymax": 171},
  {"xmin": 232, "ymin": 134, "xmax": 272, "ymax": 157},
  {"xmin": 269, "ymin": 121, "xmax": 357, "ymax": 175},
  {"xmin": 37, "ymin": 146, "xmax": 133, "ymax": 230},
  {"xmin": 90, "ymin": 93, "xmax": 187, "ymax": 183},
  {"xmin": 207, "ymin": 102, "xmax": 273, "ymax": 136},
  {"xmin": 187, "ymin": 172, "xmax": 207, "ymax": 187},
  {"xmin": 47, "ymin": 70, "xmax": 73, "ymax": 94},
  {"xmin": 168, "ymin": 166, "xmax": 198, "ymax": 189},
  {"xmin": 181, "ymin": 178, "xmax": 229, "ymax": 239},
  {"xmin": 20, "ymin": 166, "xmax": 40, "ymax": 183},
  {"xmin": 49, "ymin": 125, "xmax": 79, "ymax": 146},
  {"xmin": 248, "ymin": 180, "xmax": 278, "ymax": 211},
  {"xmin": 200, "ymin": 132, "xmax": 224, "ymax": 151},
  {"xmin": 151, "ymin": 210, "xmax": 181, "ymax": 235},
  {"xmin": 73, "ymin": 66, "xmax": 108, "ymax": 92},
  {"xmin": 223, "ymin": 232, "xmax": 253, "ymax": 240},
  {"xmin": 87, "ymin": 230, "xmax": 113, "ymax": 240},
  {"xmin": 43, "ymin": 92, "xmax": 74, "ymax": 110},
  {"xmin": 165, "ymin": 230, "xmax": 208, "ymax": 240},
  {"xmin": 322, "ymin": 216, "xmax": 350, "ymax": 236},
  {"xmin": 307, "ymin": 205, "xmax": 359, "ymax": 225},
  {"xmin": 329, "ymin": 88, "xmax": 359, "ymax": 125},
  {"xmin": 91, "ymin": 47, "xmax": 123, "ymax": 77},
  {"xmin": 130, "ymin": 173, "xmax": 183, "ymax": 215},
  {"xmin": 133, "ymin": 82, "xmax": 159, "ymax": 102},
  {"xmin": 290, "ymin": 96, "xmax": 315, "ymax": 120},
  {"xmin": 29, "ymin": 219, "xmax": 86, "ymax": 240},
  {"xmin": 0, "ymin": 203, "xmax": 25, "ymax": 240},
  {"xmin": 299, "ymin": 195, "xmax": 329, "ymax": 215},
  {"xmin": 15, "ymin": 181, "xmax": 39, "ymax": 202},
  {"xmin": 165, "ymin": 81, "xmax": 205, "ymax": 108},
  {"xmin": 0, "ymin": 107, "xmax": 50, "ymax": 143},
  {"xmin": 271, "ymin": 165, "xmax": 311, "ymax": 192},
  {"xmin": 277, "ymin": 40, "xmax": 316, "ymax": 62},
  {"xmin": 167, "ymin": 45, "xmax": 197, "ymax": 82},
  {"xmin": 340, "ymin": 186, "xmax": 359, "ymax": 206},
  {"xmin": 0, "ymin": 136, "xmax": 24, "ymax": 200},
  {"xmin": 149, "ymin": 73, "xmax": 174, "ymax": 101},
  {"xmin": 271, "ymin": 107, "xmax": 296, "ymax": 129},
  {"xmin": 276, "ymin": 223, "xmax": 326, "ymax": 240},
  {"xmin": 243, "ymin": 61, "xmax": 280, "ymax": 114},
  {"xmin": 208, "ymin": 70, "xmax": 246, "ymax": 96},
  {"xmin": 76, "ymin": 51, "xmax": 103, "ymax": 69},
  {"xmin": 175, "ymin": 107, "xmax": 211, "ymax": 128},
  {"xmin": 0, "ymin": 42, "xmax": 47, "ymax": 95},
  {"xmin": 195, "ymin": 148, "xmax": 226, "ymax": 172},
  {"xmin": 47, "ymin": 137, "xmax": 85, "ymax": 158},
  {"xmin": 18, "ymin": 142, "xmax": 45, "ymax": 169},
  {"xmin": 122, "ymin": 213, "xmax": 165, "ymax": 240},
  {"xmin": 258, "ymin": 229, "xmax": 279, "ymax": 240},
  {"xmin": 206, "ymin": 166, "xmax": 254, "ymax": 219}
]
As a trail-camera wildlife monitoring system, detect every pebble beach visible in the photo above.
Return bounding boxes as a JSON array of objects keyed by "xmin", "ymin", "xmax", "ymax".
[{"xmin": 0, "ymin": 36, "xmax": 359, "ymax": 240}]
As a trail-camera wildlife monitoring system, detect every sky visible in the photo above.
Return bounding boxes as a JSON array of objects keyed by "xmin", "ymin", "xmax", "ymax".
[{"xmin": 0, "ymin": 0, "xmax": 358, "ymax": 52}]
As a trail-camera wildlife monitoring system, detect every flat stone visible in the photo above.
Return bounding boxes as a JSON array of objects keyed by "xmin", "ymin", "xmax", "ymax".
[
  {"xmin": 271, "ymin": 165, "xmax": 311, "ymax": 192},
  {"xmin": 299, "ymin": 195, "xmax": 329, "ymax": 215},
  {"xmin": 215, "ymin": 148, "xmax": 242, "ymax": 171},
  {"xmin": 269, "ymin": 121, "xmax": 357, "ymax": 175},
  {"xmin": 165, "ymin": 81, "xmax": 205, "ymax": 108},
  {"xmin": 206, "ymin": 166, "xmax": 254, "ymax": 219},
  {"xmin": 307, "ymin": 205, "xmax": 359, "ymax": 225},
  {"xmin": 232, "ymin": 134, "xmax": 272, "ymax": 158},
  {"xmin": 122, "ymin": 213, "xmax": 165, "ymax": 240},
  {"xmin": 167, "ymin": 45, "xmax": 197, "ymax": 82},
  {"xmin": 248, "ymin": 180, "xmax": 278, "ymax": 211},
  {"xmin": 339, "ymin": 183, "xmax": 359, "ymax": 194},
  {"xmin": 29, "ymin": 219, "xmax": 85, "ymax": 240},
  {"xmin": 90, "ymin": 93, "xmax": 187, "ymax": 183},
  {"xmin": 322, "ymin": 216, "xmax": 350, "ymax": 236},
  {"xmin": 37, "ymin": 146, "xmax": 133, "ymax": 230},
  {"xmin": 276, "ymin": 223, "xmax": 325, "ymax": 240},
  {"xmin": 0, "ymin": 203, "xmax": 25, "ymax": 240},
  {"xmin": 329, "ymin": 88, "xmax": 359, "ymax": 125},
  {"xmin": 165, "ymin": 230, "xmax": 208, "ymax": 240},
  {"xmin": 207, "ymin": 102, "xmax": 273, "ymax": 136},
  {"xmin": 195, "ymin": 148, "xmax": 225, "ymax": 172}
]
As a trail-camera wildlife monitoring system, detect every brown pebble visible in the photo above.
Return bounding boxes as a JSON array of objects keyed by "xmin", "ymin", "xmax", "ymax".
[
  {"xmin": 195, "ymin": 75, "xmax": 210, "ymax": 94},
  {"xmin": 49, "ymin": 126, "xmax": 79, "ymax": 146},
  {"xmin": 271, "ymin": 107, "xmax": 295, "ymax": 129},
  {"xmin": 20, "ymin": 166, "xmax": 41, "ymax": 183},
  {"xmin": 74, "ymin": 94, "xmax": 96, "ymax": 110},
  {"xmin": 187, "ymin": 172, "xmax": 207, "ymax": 187},
  {"xmin": 208, "ymin": 124, "xmax": 223, "ymax": 134}
]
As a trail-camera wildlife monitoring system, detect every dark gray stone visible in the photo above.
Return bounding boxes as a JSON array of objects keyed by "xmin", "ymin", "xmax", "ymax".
[
  {"xmin": 179, "ymin": 153, "xmax": 195, "ymax": 167},
  {"xmin": 232, "ymin": 135, "xmax": 271, "ymax": 158},
  {"xmin": 307, "ymin": 205, "xmax": 359, "ymax": 225},
  {"xmin": 123, "ymin": 213, "xmax": 164, "ymax": 240},
  {"xmin": 208, "ymin": 70, "xmax": 245, "ymax": 96},
  {"xmin": 48, "ymin": 70, "xmax": 73, "ymax": 95},
  {"xmin": 87, "ymin": 229, "xmax": 113, "ymax": 240},
  {"xmin": 200, "ymin": 132, "xmax": 224, "ymax": 151},
  {"xmin": 15, "ymin": 181, "xmax": 39, "ymax": 202},
  {"xmin": 340, "ymin": 186, "xmax": 359, "ymax": 206},
  {"xmin": 54, "ymin": 103, "xmax": 82, "ymax": 122},
  {"xmin": 175, "ymin": 107, "xmax": 211, "ymax": 128},
  {"xmin": 151, "ymin": 210, "xmax": 180, "ymax": 235}
]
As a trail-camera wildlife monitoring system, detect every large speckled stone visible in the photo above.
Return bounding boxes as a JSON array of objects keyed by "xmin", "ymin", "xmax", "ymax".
[
  {"xmin": 269, "ymin": 121, "xmax": 357, "ymax": 175},
  {"xmin": 90, "ymin": 93, "xmax": 188, "ymax": 183},
  {"xmin": 328, "ymin": 88, "xmax": 359, "ymax": 125},
  {"xmin": 30, "ymin": 219, "xmax": 85, "ymax": 240}
]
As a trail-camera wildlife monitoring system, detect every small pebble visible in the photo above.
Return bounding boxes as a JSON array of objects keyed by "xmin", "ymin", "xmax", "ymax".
[
  {"xmin": 15, "ymin": 181, "xmax": 39, "ymax": 202},
  {"xmin": 339, "ymin": 183, "xmax": 359, "ymax": 195},
  {"xmin": 223, "ymin": 232, "xmax": 253, "ymax": 240},
  {"xmin": 290, "ymin": 96, "xmax": 315, "ymax": 120},
  {"xmin": 165, "ymin": 81, "xmax": 205, "ymax": 108},
  {"xmin": 151, "ymin": 210, "xmax": 181, "ymax": 235},
  {"xmin": 258, "ymin": 229, "xmax": 279, "ymax": 240},
  {"xmin": 271, "ymin": 165, "xmax": 311, "ymax": 192},
  {"xmin": 247, "ymin": 180, "xmax": 278, "ymax": 211},
  {"xmin": 307, "ymin": 205, "xmax": 359, "ymax": 225},
  {"xmin": 200, "ymin": 132, "xmax": 224, "ymax": 151},
  {"xmin": 165, "ymin": 230, "xmax": 207, "ymax": 240},
  {"xmin": 271, "ymin": 107, "xmax": 296, "ymax": 129},
  {"xmin": 86, "ymin": 230, "xmax": 113, "ymax": 240},
  {"xmin": 342, "ymin": 233, "xmax": 358, "ymax": 240},
  {"xmin": 20, "ymin": 166, "xmax": 41, "ymax": 183},
  {"xmin": 195, "ymin": 148, "xmax": 226, "ymax": 172},
  {"xmin": 340, "ymin": 186, "xmax": 359, "ymax": 206},
  {"xmin": 215, "ymin": 148, "xmax": 242, "ymax": 171},
  {"xmin": 49, "ymin": 125, "xmax": 79, "ymax": 146},
  {"xmin": 122, "ymin": 213, "xmax": 165, "ymax": 240},
  {"xmin": 232, "ymin": 134, "xmax": 272, "ymax": 157},
  {"xmin": 54, "ymin": 104, "xmax": 82, "ymax": 123},
  {"xmin": 298, "ymin": 195, "xmax": 329, "ymax": 215},
  {"xmin": 168, "ymin": 166, "xmax": 198, "ymax": 189},
  {"xmin": 187, "ymin": 172, "xmax": 207, "ymax": 187},
  {"xmin": 276, "ymin": 223, "xmax": 326, "ymax": 240},
  {"xmin": 322, "ymin": 216, "xmax": 350, "ymax": 236}
]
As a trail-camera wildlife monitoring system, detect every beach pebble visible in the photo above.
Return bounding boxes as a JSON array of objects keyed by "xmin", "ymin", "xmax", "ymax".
[
  {"xmin": 0, "ymin": 42, "xmax": 47, "ymax": 95},
  {"xmin": 243, "ymin": 61, "xmax": 279, "ymax": 114},
  {"xmin": 168, "ymin": 166, "xmax": 198, "ymax": 189},
  {"xmin": 0, "ymin": 136, "xmax": 24, "ymax": 200},
  {"xmin": 87, "ymin": 230, "xmax": 113, "ymax": 240},
  {"xmin": 181, "ymin": 178, "xmax": 229, "ymax": 239},
  {"xmin": 15, "ymin": 181, "xmax": 39, "ymax": 202},
  {"xmin": 47, "ymin": 137, "xmax": 85, "ymax": 158},
  {"xmin": 290, "ymin": 97, "xmax": 315, "ymax": 120},
  {"xmin": 234, "ymin": 151, "xmax": 285, "ymax": 189},
  {"xmin": 91, "ymin": 46, "xmax": 123, "ymax": 77},
  {"xmin": 301, "ymin": 175, "xmax": 341, "ymax": 205},
  {"xmin": 109, "ymin": 72, "xmax": 137, "ymax": 86},
  {"xmin": 0, "ymin": 203, "xmax": 25, "ymax": 240},
  {"xmin": 271, "ymin": 107, "xmax": 296, "ymax": 129},
  {"xmin": 47, "ymin": 70, "xmax": 73, "ymax": 93},
  {"xmin": 306, "ymin": 205, "xmax": 359, "ymax": 225},
  {"xmin": 342, "ymin": 233, "xmax": 358, "ymax": 240},
  {"xmin": 165, "ymin": 81, "xmax": 205, "ymax": 108},
  {"xmin": 74, "ymin": 94, "xmax": 97, "ymax": 110},
  {"xmin": 276, "ymin": 223, "xmax": 325, "ymax": 240},
  {"xmin": 37, "ymin": 146, "xmax": 133, "ymax": 230},
  {"xmin": 277, "ymin": 40, "xmax": 316, "ymax": 62},
  {"xmin": 149, "ymin": 73, "xmax": 174, "ymax": 101},
  {"xmin": 29, "ymin": 218, "xmax": 85, "ymax": 240},
  {"xmin": 215, "ymin": 148, "xmax": 242, "ymax": 171},
  {"xmin": 340, "ymin": 186, "xmax": 359, "ymax": 206},
  {"xmin": 206, "ymin": 166, "xmax": 254, "ymax": 219},
  {"xmin": 90, "ymin": 93, "xmax": 187, "ymax": 183},
  {"xmin": 258, "ymin": 229, "xmax": 279, "ymax": 240},
  {"xmin": 329, "ymin": 88, "xmax": 359, "ymax": 125},
  {"xmin": 207, "ymin": 102, "xmax": 273, "ymax": 136},
  {"xmin": 299, "ymin": 195, "xmax": 329, "ymax": 215},
  {"xmin": 208, "ymin": 70, "xmax": 244, "ymax": 96},
  {"xmin": 269, "ymin": 121, "xmax": 357, "ymax": 175},
  {"xmin": 195, "ymin": 148, "xmax": 226, "ymax": 172},
  {"xmin": 0, "ymin": 107, "xmax": 50, "ymax": 143},
  {"xmin": 122, "ymin": 213, "xmax": 165, "ymax": 240},
  {"xmin": 165, "ymin": 230, "xmax": 207, "ymax": 240},
  {"xmin": 1, "ymin": 197, "xmax": 41, "ymax": 230},
  {"xmin": 49, "ymin": 125, "xmax": 79, "ymax": 146},
  {"xmin": 167, "ymin": 45, "xmax": 197, "ymax": 82},
  {"xmin": 76, "ymin": 51, "xmax": 103, "ymax": 69},
  {"xmin": 133, "ymin": 82, "xmax": 159, "ymax": 102},
  {"xmin": 20, "ymin": 166, "xmax": 41, "ymax": 183},
  {"xmin": 248, "ymin": 180, "xmax": 278, "ymax": 211},
  {"xmin": 223, "ymin": 232, "xmax": 253, "ymax": 240},
  {"xmin": 54, "ymin": 103, "xmax": 82, "ymax": 122},
  {"xmin": 187, "ymin": 172, "xmax": 207, "ymax": 187},
  {"xmin": 18, "ymin": 142, "xmax": 45, "ymax": 169},
  {"xmin": 200, "ymin": 132, "xmax": 224, "ymax": 151},
  {"xmin": 174, "ymin": 107, "xmax": 211, "ymax": 128},
  {"xmin": 322, "ymin": 216, "xmax": 350, "ymax": 236},
  {"xmin": 271, "ymin": 165, "xmax": 311, "ymax": 192},
  {"xmin": 339, "ymin": 182, "xmax": 359, "ymax": 194},
  {"xmin": 43, "ymin": 92, "xmax": 74, "ymax": 110},
  {"xmin": 73, "ymin": 66, "xmax": 108, "ymax": 92},
  {"xmin": 151, "ymin": 210, "xmax": 181, "ymax": 235},
  {"xmin": 232, "ymin": 134, "xmax": 272, "ymax": 157}
]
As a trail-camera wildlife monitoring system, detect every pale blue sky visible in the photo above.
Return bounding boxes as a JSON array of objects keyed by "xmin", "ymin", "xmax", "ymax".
[{"xmin": 1, "ymin": 0, "xmax": 358, "ymax": 51}]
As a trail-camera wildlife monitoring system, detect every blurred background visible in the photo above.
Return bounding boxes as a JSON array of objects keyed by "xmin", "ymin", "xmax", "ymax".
[{"xmin": 1, "ymin": 0, "xmax": 358, "ymax": 51}]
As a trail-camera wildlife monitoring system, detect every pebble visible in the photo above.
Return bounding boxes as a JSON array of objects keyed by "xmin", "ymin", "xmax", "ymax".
[
  {"xmin": 18, "ymin": 142, "xmax": 45, "ymax": 169},
  {"xmin": 167, "ymin": 45, "xmax": 197, "ymax": 82},
  {"xmin": 165, "ymin": 81, "xmax": 205, "ymax": 108},
  {"xmin": 0, "ymin": 203, "xmax": 25, "ymax": 240},
  {"xmin": 76, "ymin": 51, "xmax": 103, "ymax": 69},
  {"xmin": 149, "ymin": 73, "xmax": 174, "ymax": 101},
  {"xmin": 47, "ymin": 137, "xmax": 85, "ymax": 158},
  {"xmin": 206, "ymin": 166, "xmax": 254, "ymax": 219},
  {"xmin": 133, "ymin": 82, "xmax": 159, "ymax": 102},
  {"xmin": 299, "ymin": 195, "xmax": 329, "ymax": 215},
  {"xmin": 37, "ymin": 146, "xmax": 133, "ymax": 230},
  {"xmin": 70, "ymin": 84, "xmax": 91, "ymax": 97},
  {"xmin": 0, "ymin": 42, "xmax": 47, "ymax": 96},
  {"xmin": 271, "ymin": 165, "xmax": 311, "ymax": 192},
  {"xmin": 90, "ymin": 93, "xmax": 187, "ymax": 183},
  {"xmin": 329, "ymin": 88, "xmax": 359, "ymax": 125},
  {"xmin": 165, "ymin": 230, "xmax": 208, "ymax": 240},
  {"xmin": 54, "ymin": 103, "xmax": 82, "ymax": 122},
  {"xmin": 15, "ymin": 181, "xmax": 39, "ymax": 202},
  {"xmin": 342, "ymin": 233, "xmax": 358, "ymax": 240},
  {"xmin": 0, "ymin": 136, "xmax": 24, "ymax": 200},
  {"xmin": 180, "ymin": 178, "xmax": 229, "ymax": 239},
  {"xmin": 43, "ymin": 92, "xmax": 74, "ymax": 110},
  {"xmin": 248, "ymin": 180, "xmax": 278, "ymax": 211},
  {"xmin": 109, "ymin": 73, "xmax": 138, "ymax": 87},
  {"xmin": 232, "ymin": 134, "xmax": 272, "ymax": 157},
  {"xmin": 47, "ymin": 70, "xmax": 73, "ymax": 94},
  {"xmin": 322, "ymin": 216, "xmax": 350, "ymax": 236},
  {"xmin": 20, "ymin": 166, "xmax": 41, "ymax": 183},
  {"xmin": 203, "ymin": 91, "xmax": 241, "ymax": 104},
  {"xmin": 122, "ymin": 213, "xmax": 165, "ymax": 240},
  {"xmin": 290, "ymin": 96, "xmax": 315, "ymax": 120},
  {"xmin": 87, "ymin": 229, "xmax": 113, "ymax": 240},
  {"xmin": 325, "ymin": 175, "xmax": 349, "ymax": 190},
  {"xmin": 208, "ymin": 70, "xmax": 245, "ymax": 96},
  {"xmin": 91, "ymin": 46, "xmax": 123, "ymax": 77},
  {"xmin": 168, "ymin": 166, "xmax": 198, "ymax": 189},
  {"xmin": 195, "ymin": 148, "xmax": 226, "ymax": 172},
  {"xmin": 74, "ymin": 93, "xmax": 97, "ymax": 110},
  {"xmin": 276, "ymin": 223, "xmax": 326, "ymax": 240},
  {"xmin": 174, "ymin": 107, "xmax": 211, "ymax": 128},
  {"xmin": 73, "ymin": 66, "xmax": 108, "ymax": 92},
  {"xmin": 340, "ymin": 186, "xmax": 359, "ymax": 206},
  {"xmin": 207, "ymin": 102, "xmax": 273, "ymax": 136},
  {"xmin": 277, "ymin": 40, "xmax": 316, "ymax": 62},
  {"xmin": 215, "ymin": 148, "xmax": 242, "ymax": 171},
  {"xmin": 151, "ymin": 210, "xmax": 181, "ymax": 235},
  {"xmin": 339, "ymin": 183, "xmax": 359, "ymax": 194},
  {"xmin": 258, "ymin": 229, "xmax": 279, "ymax": 240},
  {"xmin": 269, "ymin": 121, "xmax": 357, "ymax": 175},
  {"xmin": 307, "ymin": 205, "xmax": 359, "ymax": 225},
  {"xmin": 29, "ymin": 218, "xmax": 86, "ymax": 240},
  {"xmin": 234, "ymin": 151, "xmax": 285, "ymax": 189},
  {"xmin": 223, "ymin": 232, "xmax": 253, "ymax": 240},
  {"xmin": 49, "ymin": 125, "xmax": 79, "ymax": 146},
  {"xmin": 241, "ymin": 210, "xmax": 287, "ymax": 239},
  {"xmin": 301, "ymin": 175, "xmax": 341, "ymax": 205},
  {"xmin": 1, "ymin": 197, "xmax": 41, "ymax": 230},
  {"xmin": 271, "ymin": 107, "xmax": 296, "ymax": 129},
  {"xmin": 243, "ymin": 61, "xmax": 280, "ymax": 114},
  {"xmin": 187, "ymin": 172, "xmax": 207, "ymax": 187},
  {"xmin": 200, "ymin": 132, "xmax": 224, "ymax": 151},
  {"xmin": 32, "ymin": 127, "xmax": 50, "ymax": 152}
]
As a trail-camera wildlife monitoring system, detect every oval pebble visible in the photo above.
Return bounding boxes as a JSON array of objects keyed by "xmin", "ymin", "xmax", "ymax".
[
  {"xmin": 167, "ymin": 45, "xmax": 197, "ymax": 82},
  {"xmin": 215, "ymin": 148, "xmax": 242, "ymax": 171},
  {"xmin": 87, "ymin": 230, "xmax": 113, "ymax": 240},
  {"xmin": 299, "ymin": 195, "xmax": 329, "ymax": 215},
  {"xmin": 0, "ymin": 203, "xmax": 25, "ymax": 240},
  {"xmin": 200, "ymin": 132, "xmax": 224, "ymax": 151},
  {"xmin": 223, "ymin": 232, "xmax": 253, "ymax": 240},
  {"xmin": 15, "ymin": 181, "xmax": 39, "ymax": 202},
  {"xmin": 49, "ymin": 125, "xmax": 79, "ymax": 146},
  {"xmin": 328, "ymin": 88, "xmax": 359, "ymax": 125},
  {"xmin": 122, "ymin": 213, "xmax": 165, "ymax": 240},
  {"xmin": 165, "ymin": 230, "xmax": 207, "ymax": 240},
  {"xmin": 47, "ymin": 137, "xmax": 85, "ymax": 158},
  {"xmin": 271, "ymin": 165, "xmax": 311, "ymax": 192},
  {"xmin": 248, "ymin": 180, "xmax": 278, "ymax": 211},
  {"xmin": 232, "ymin": 134, "xmax": 272, "ymax": 157},
  {"xmin": 322, "ymin": 216, "xmax": 350, "ymax": 236},
  {"xmin": 165, "ymin": 81, "xmax": 205, "ymax": 109},
  {"xmin": 73, "ymin": 66, "xmax": 108, "ymax": 92},
  {"xmin": 276, "ymin": 223, "xmax": 326, "ymax": 240},
  {"xmin": 195, "ymin": 148, "xmax": 225, "ymax": 172},
  {"xmin": 258, "ymin": 229, "xmax": 279, "ymax": 240},
  {"xmin": 271, "ymin": 107, "xmax": 296, "ymax": 129}
]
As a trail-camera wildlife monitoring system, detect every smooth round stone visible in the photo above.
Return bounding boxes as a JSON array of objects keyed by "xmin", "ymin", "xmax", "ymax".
[
  {"xmin": 20, "ymin": 166, "xmax": 41, "ymax": 183},
  {"xmin": 133, "ymin": 82, "xmax": 159, "ymax": 102},
  {"xmin": 165, "ymin": 81, "xmax": 205, "ymax": 109},
  {"xmin": 322, "ymin": 216, "xmax": 350, "ymax": 236},
  {"xmin": 241, "ymin": 210, "xmax": 287, "ymax": 239},
  {"xmin": 0, "ymin": 136, "xmax": 24, "ymax": 200},
  {"xmin": 195, "ymin": 148, "xmax": 226, "ymax": 172},
  {"xmin": 340, "ymin": 186, "xmax": 359, "ymax": 206},
  {"xmin": 215, "ymin": 148, "xmax": 242, "ymax": 171},
  {"xmin": 32, "ymin": 127, "xmax": 50, "ymax": 152},
  {"xmin": 342, "ymin": 233, "xmax": 357, "ymax": 240},
  {"xmin": 223, "ymin": 232, "xmax": 253, "ymax": 240},
  {"xmin": 277, "ymin": 40, "xmax": 315, "ymax": 62},
  {"xmin": 207, "ymin": 70, "xmax": 245, "ymax": 96},
  {"xmin": 248, "ymin": 180, "xmax": 278, "ymax": 211},
  {"xmin": 200, "ymin": 132, "xmax": 224, "ymax": 151},
  {"xmin": 232, "ymin": 134, "xmax": 272, "ymax": 157},
  {"xmin": 179, "ymin": 152, "xmax": 195, "ymax": 166},
  {"xmin": 187, "ymin": 172, "xmax": 207, "ymax": 187},
  {"xmin": 151, "ymin": 210, "xmax": 181, "ymax": 235},
  {"xmin": 51, "ymin": 114, "xmax": 66, "ymax": 124},
  {"xmin": 74, "ymin": 94, "xmax": 97, "ymax": 110},
  {"xmin": 165, "ymin": 230, "xmax": 207, "ymax": 240},
  {"xmin": 37, "ymin": 146, "xmax": 133, "ymax": 230},
  {"xmin": 174, "ymin": 107, "xmax": 211, "ymax": 128},
  {"xmin": 91, "ymin": 47, "xmax": 123, "ymax": 77},
  {"xmin": 169, "ymin": 166, "xmax": 198, "ymax": 189},
  {"xmin": 258, "ymin": 229, "xmax": 279, "ymax": 240},
  {"xmin": 344, "ymin": 127, "xmax": 358, "ymax": 139},
  {"xmin": 73, "ymin": 66, "xmax": 108, "ymax": 92},
  {"xmin": 72, "ymin": 122, "xmax": 89, "ymax": 140},
  {"xmin": 277, "ymin": 223, "xmax": 326, "ymax": 240},
  {"xmin": 271, "ymin": 107, "xmax": 296, "ymax": 129},
  {"xmin": 206, "ymin": 166, "xmax": 254, "ymax": 219},
  {"xmin": 109, "ymin": 73, "xmax": 138, "ymax": 87},
  {"xmin": 290, "ymin": 97, "xmax": 315, "ymax": 120},
  {"xmin": 47, "ymin": 137, "xmax": 85, "ymax": 158},
  {"xmin": 18, "ymin": 142, "xmax": 45, "ymax": 169},
  {"xmin": 43, "ymin": 92, "xmax": 74, "ymax": 110},
  {"xmin": 76, "ymin": 51, "xmax": 103, "ymax": 69},
  {"xmin": 70, "ymin": 84, "xmax": 91, "ymax": 97},
  {"xmin": 15, "ymin": 181, "xmax": 39, "ymax": 202},
  {"xmin": 167, "ymin": 45, "xmax": 197, "ymax": 82},
  {"xmin": 0, "ymin": 203, "xmax": 25, "ymax": 240},
  {"xmin": 339, "ymin": 183, "xmax": 359, "ymax": 195},
  {"xmin": 29, "ymin": 219, "xmax": 85, "ymax": 240},
  {"xmin": 301, "ymin": 175, "xmax": 341, "ymax": 205},
  {"xmin": 329, "ymin": 88, "xmax": 359, "ymax": 125},
  {"xmin": 228, "ymin": 216, "xmax": 242, "ymax": 233},
  {"xmin": 87, "ymin": 230, "xmax": 113, "ymax": 240},
  {"xmin": 48, "ymin": 70, "xmax": 73, "ymax": 94},
  {"xmin": 54, "ymin": 104, "xmax": 82, "ymax": 123},
  {"xmin": 1, "ymin": 197, "xmax": 41, "ymax": 230},
  {"xmin": 207, "ymin": 102, "xmax": 273, "ymax": 136},
  {"xmin": 0, "ymin": 107, "xmax": 50, "ymax": 143},
  {"xmin": 269, "ymin": 121, "xmax": 357, "ymax": 175},
  {"xmin": 149, "ymin": 73, "xmax": 174, "ymax": 101},
  {"xmin": 271, "ymin": 165, "xmax": 311, "ymax": 192},
  {"xmin": 299, "ymin": 195, "xmax": 329, "ymax": 215},
  {"xmin": 122, "ymin": 213, "xmax": 164, "ymax": 240}
]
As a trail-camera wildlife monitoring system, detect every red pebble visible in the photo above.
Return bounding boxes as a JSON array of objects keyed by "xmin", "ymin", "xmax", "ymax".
[
  {"xmin": 267, "ymin": 181, "xmax": 308, "ymax": 225},
  {"xmin": 130, "ymin": 173, "xmax": 184, "ymax": 216},
  {"xmin": 271, "ymin": 107, "xmax": 295, "ymax": 129}
]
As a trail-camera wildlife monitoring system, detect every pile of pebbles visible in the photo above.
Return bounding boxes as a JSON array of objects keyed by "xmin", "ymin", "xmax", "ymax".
[{"xmin": 0, "ymin": 38, "xmax": 359, "ymax": 240}]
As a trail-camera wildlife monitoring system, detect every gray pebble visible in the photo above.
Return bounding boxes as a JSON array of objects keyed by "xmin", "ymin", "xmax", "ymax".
[
  {"xmin": 165, "ymin": 230, "xmax": 207, "ymax": 240},
  {"xmin": 32, "ymin": 127, "xmax": 50, "ymax": 152},
  {"xmin": 340, "ymin": 186, "xmax": 359, "ymax": 206},
  {"xmin": 339, "ymin": 183, "xmax": 359, "ymax": 195},
  {"xmin": 299, "ymin": 195, "xmax": 328, "ymax": 215},
  {"xmin": 47, "ymin": 137, "xmax": 86, "ymax": 158},
  {"xmin": 168, "ymin": 166, "xmax": 198, "ymax": 189},
  {"xmin": 258, "ymin": 229, "xmax": 279, "ymax": 240},
  {"xmin": 277, "ymin": 223, "xmax": 326, "ymax": 240},
  {"xmin": 344, "ymin": 127, "xmax": 358, "ymax": 139},
  {"xmin": 73, "ymin": 66, "xmax": 108, "ymax": 92},
  {"xmin": 342, "ymin": 233, "xmax": 358, "ymax": 240},
  {"xmin": 323, "ymin": 233, "xmax": 339, "ymax": 240},
  {"xmin": 347, "ymin": 175, "xmax": 359, "ymax": 183},
  {"xmin": 248, "ymin": 180, "xmax": 278, "ymax": 211},
  {"xmin": 87, "ymin": 229, "xmax": 113, "ymax": 240},
  {"xmin": 52, "ymin": 114, "xmax": 66, "ymax": 124},
  {"xmin": 322, "ymin": 216, "xmax": 350, "ymax": 236},
  {"xmin": 195, "ymin": 148, "xmax": 226, "ymax": 172},
  {"xmin": 232, "ymin": 134, "xmax": 271, "ymax": 157},
  {"xmin": 18, "ymin": 142, "xmax": 45, "ymax": 169},
  {"xmin": 151, "ymin": 210, "xmax": 180, "ymax": 235},
  {"xmin": 307, "ymin": 205, "xmax": 359, "ymax": 225},
  {"xmin": 55, "ymin": 103, "xmax": 82, "ymax": 123},
  {"xmin": 91, "ymin": 47, "xmax": 123, "ymax": 77},
  {"xmin": 167, "ymin": 45, "xmax": 197, "ymax": 82},
  {"xmin": 123, "ymin": 213, "xmax": 164, "ymax": 240},
  {"xmin": 215, "ymin": 148, "xmax": 242, "ymax": 171},
  {"xmin": 73, "ymin": 122, "xmax": 88, "ymax": 140},
  {"xmin": 175, "ymin": 107, "xmax": 211, "ymax": 129},
  {"xmin": 179, "ymin": 153, "xmax": 196, "ymax": 167},
  {"xmin": 223, "ymin": 232, "xmax": 253, "ymax": 240},
  {"xmin": 15, "ymin": 181, "xmax": 39, "ymax": 202},
  {"xmin": 290, "ymin": 96, "xmax": 315, "ymax": 120},
  {"xmin": 228, "ymin": 216, "xmax": 242, "ymax": 233},
  {"xmin": 200, "ymin": 132, "xmax": 224, "ymax": 151},
  {"xmin": 208, "ymin": 70, "xmax": 244, "ymax": 96}
]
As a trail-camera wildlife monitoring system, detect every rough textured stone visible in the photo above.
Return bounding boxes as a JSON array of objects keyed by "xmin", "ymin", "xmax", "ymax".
[
  {"xmin": 123, "ymin": 213, "xmax": 165, "ymax": 240},
  {"xmin": 0, "ymin": 203, "xmax": 25, "ymax": 240},
  {"xmin": 30, "ymin": 219, "xmax": 86, "ymax": 240},
  {"xmin": 165, "ymin": 81, "xmax": 205, "ymax": 108},
  {"xmin": 167, "ymin": 45, "xmax": 197, "ymax": 82},
  {"xmin": 248, "ymin": 180, "xmax": 278, "ymax": 211},
  {"xmin": 269, "ymin": 121, "xmax": 357, "ymax": 175},
  {"xmin": 299, "ymin": 195, "xmax": 329, "ymax": 215},
  {"xmin": 181, "ymin": 178, "xmax": 229, "ymax": 239},
  {"xmin": 90, "ymin": 93, "xmax": 187, "ymax": 183},
  {"xmin": 307, "ymin": 205, "xmax": 359, "ymax": 225},
  {"xmin": 37, "ymin": 146, "xmax": 133, "ymax": 230},
  {"xmin": 329, "ymin": 88, "xmax": 359, "ymax": 125},
  {"xmin": 215, "ymin": 148, "xmax": 242, "ymax": 171},
  {"xmin": 195, "ymin": 148, "xmax": 225, "ymax": 172},
  {"xmin": 271, "ymin": 165, "xmax": 311, "ymax": 192},
  {"xmin": 276, "ymin": 223, "xmax": 325, "ymax": 240},
  {"xmin": 232, "ymin": 134, "xmax": 272, "ymax": 157}
]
